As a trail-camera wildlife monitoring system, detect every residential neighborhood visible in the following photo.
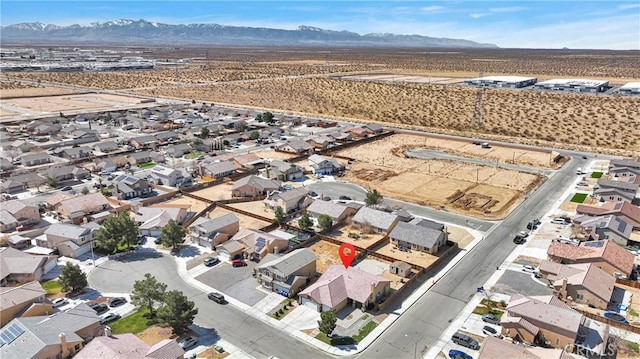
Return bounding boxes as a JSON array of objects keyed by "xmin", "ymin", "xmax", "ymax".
[{"xmin": 0, "ymin": 101, "xmax": 639, "ymax": 359}]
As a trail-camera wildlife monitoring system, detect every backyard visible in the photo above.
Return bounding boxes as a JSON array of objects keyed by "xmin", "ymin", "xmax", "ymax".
[{"xmin": 570, "ymin": 193, "xmax": 588, "ymax": 203}]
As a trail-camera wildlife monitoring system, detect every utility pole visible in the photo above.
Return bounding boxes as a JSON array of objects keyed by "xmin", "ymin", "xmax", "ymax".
[{"xmin": 470, "ymin": 70, "xmax": 485, "ymax": 129}]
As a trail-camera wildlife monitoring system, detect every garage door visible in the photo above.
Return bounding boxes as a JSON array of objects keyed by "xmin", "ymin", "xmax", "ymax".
[
  {"xmin": 301, "ymin": 297, "xmax": 317, "ymax": 310},
  {"xmin": 273, "ymin": 284, "xmax": 289, "ymax": 297},
  {"xmin": 150, "ymin": 229, "xmax": 162, "ymax": 237},
  {"xmin": 44, "ymin": 259, "xmax": 57, "ymax": 274},
  {"xmin": 75, "ymin": 243, "xmax": 91, "ymax": 257}
]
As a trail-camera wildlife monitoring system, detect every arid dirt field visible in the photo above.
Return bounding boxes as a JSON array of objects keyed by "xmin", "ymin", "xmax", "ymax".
[
  {"xmin": 208, "ymin": 206, "xmax": 271, "ymax": 229},
  {"xmin": 2, "ymin": 47, "xmax": 638, "ymax": 154},
  {"xmin": 307, "ymin": 240, "xmax": 348, "ymax": 273},
  {"xmin": 373, "ymin": 242, "xmax": 438, "ymax": 269},
  {"xmin": 340, "ymin": 134, "xmax": 543, "ymax": 219}
]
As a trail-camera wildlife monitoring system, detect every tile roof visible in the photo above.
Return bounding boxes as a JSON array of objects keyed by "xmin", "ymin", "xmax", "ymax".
[
  {"xmin": 231, "ymin": 153, "xmax": 262, "ymax": 166},
  {"xmin": 505, "ymin": 294, "xmax": 584, "ymax": 338},
  {"xmin": 549, "ymin": 240, "xmax": 635, "ymax": 276},
  {"xmin": 257, "ymin": 248, "xmax": 317, "ymax": 278},
  {"xmin": 271, "ymin": 187, "xmax": 309, "ymax": 202},
  {"xmin": 548, "ymin": 263, "xmax": 615, "ymax": 302},
  {"xmin": 74, "ymin": 333, "xmax": 150, "ymax": 359},
  {"xmin": 203, "ymin": 161, "xmax": 236, "ymax": 176},
  {"xmin": 300, "ymin": 265, "xmax": 390, "ymax": 308},
  {"xmin": 0, "ymin": 247, "xmax": 49, "ymax": 279},
  {"xmin": 231, "ymin": 175, "xmax": 280, "ymax": 192},
  {"xmin": 2, "ymin": 199, "xmax": 33, "ymax": 215},
  {"xmin": 145, "ymin": 338, "xmax": 185, "ymax": 359},
  {"xmin": 57, "ymin": 193, "xmax": 109, "ymax": 215},
  {"xmin": 0, "ymin": 281, "xmax": 46, "ymax": 311},
  {"xmin": 578, "ymin": 215, "xmax": 632, "ymax": 239},
  {"xmin": 479, "ymin": 336, "xmax": 571, "ymax": 359}
]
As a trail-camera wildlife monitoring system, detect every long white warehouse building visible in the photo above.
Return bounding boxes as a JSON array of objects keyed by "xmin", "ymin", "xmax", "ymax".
[
  {"xmin": 534, "ymin": 79, "xmax": 609, "ymax": 93},
  {"xmin": 463, "ymin": 76, "xmax": 538, "ymax": 88}
]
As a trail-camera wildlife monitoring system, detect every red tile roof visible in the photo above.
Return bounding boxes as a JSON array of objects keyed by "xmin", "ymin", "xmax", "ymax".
[{"xmin": 547, "ymin": 240, "xmax": 635, "ymax": 276}]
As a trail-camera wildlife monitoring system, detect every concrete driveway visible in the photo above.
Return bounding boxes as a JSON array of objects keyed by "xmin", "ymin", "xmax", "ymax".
[
  {"xmin": 281, "ymin": 305, "xmax": 320, "ymax": 331},
  {"xmin": 194, "ymin": 261, "xmax": 266, "ymax": 306}
]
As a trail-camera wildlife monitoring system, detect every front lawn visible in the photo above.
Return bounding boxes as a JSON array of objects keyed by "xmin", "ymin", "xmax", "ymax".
[
  {"xmin": 185, "ymin": 151, "xmax": 203, "ymax": 159},
  {"xmin": 353, "ymin": 321, "xmax": 378, "ymax": 343},
  {"xmin": 570, "ymin": 193, "xmax": 588, "ymax": 203},
  {"xmin": 315, "ymin": 333, "xmax": 332, "ymax": 345},
  {"xmin": 272, "ymin": 299, "xmax": 296, "ymax": 320},
  {"xmin": 110, "ymin": 307, "xmax": 151, "ymax": 334},
  {"xmin": 42, "ymin": 280, "xmax": 61, "ymax": 296},
  {"xmin": 590, "ymin": 171, "xmax": 603, "ymax": 178},
  {"xmin": 472, "ymin": 305, "xmax": 504, "ymax": 317},
  {"xmin": 138, "ymin": 161, "xmax": 156, "ymax": 169}
]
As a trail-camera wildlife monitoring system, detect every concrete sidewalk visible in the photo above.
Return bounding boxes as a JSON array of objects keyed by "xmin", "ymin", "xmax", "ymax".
[{"xmin": 174, "ymin": 224, "xmax": 487, "ymax": 357}]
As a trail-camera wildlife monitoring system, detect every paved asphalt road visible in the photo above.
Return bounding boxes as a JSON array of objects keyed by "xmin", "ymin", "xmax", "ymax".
[
  {"xmin": 88, "ymin": 250, "xmax": 328, "ymax": 359},
  {"xmin": 351, "ymin": 157, "xmax": 585, "ymax": 359}
]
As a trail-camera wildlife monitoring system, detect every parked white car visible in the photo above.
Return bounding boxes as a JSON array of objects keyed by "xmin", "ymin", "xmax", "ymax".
[{"xmin": 52, "ymin": 298, "xmax": 69, "ymax": 307}]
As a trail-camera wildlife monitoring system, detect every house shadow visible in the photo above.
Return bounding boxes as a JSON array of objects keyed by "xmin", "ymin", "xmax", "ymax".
[
  {"xmin": 113, "ymin": 248, "xmax": 163, "ymax": 262},
  {"xmin": 187, "ymin": 323, "xmax": 220, "ymax": 345},
  {"xmin": 174, "ymin": 245, "xmax": 201, "ymax": 258},
  {"xmin": 73, "ymin": 287, "xmax": 103, "ymax": 301}
]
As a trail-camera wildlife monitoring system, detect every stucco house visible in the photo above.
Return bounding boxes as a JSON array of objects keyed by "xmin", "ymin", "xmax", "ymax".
[
  {"xmin": 44, "ymin": 165, "xmax": 90, "ymax": 182},
  {"xmin": 0, "ymin": 303, "xmax": 101, "ymax": 359},
  {"xmin": 299, "ymin": 265, "xmax": 391, "ymax": 312},
  {"xmin": 501, "ymin": 295, "xmax": 608, "ymax": 352},
  {"xmin": 260, "ymin": 160, "xmax": 304, "ymax": 181},
  {"xmin": 573, "ymin": 215, "xmax": 632, "ymax": 246},
  {"xmin": 594, "ymin": 178, "xmax": 638, "ymax": 203},
  {"xmin": 546, "ymin": 240, "xmax": 635, "ymax": 278},
  {"xmin": 20, "ymin": 153, "xmax": 50, "ymax": 167},
  {"xmin": 389, "ymin": 261, "xmax": 412, "ymax": 278},
  {"xmin": 608, "ymin": 157, "xmax": 640, "ymax": 178},
  {"xmin": 576, "ymin": 201, "xmax": 640, "ymax": 229},
  {"xmin": 217, "ymin": 228, "xmax": 289, "ymax": 261},
  {"xmin": 41, "ymin": 223, "xmax": 98, "ymax": 258},
  {"xmin": 277, "ymin": 140, "xmax": 313, "ymax": 154},
  {"xmin": 130, "ymin": 135, "xmax": 158, "ymax": 149},
  {"xmin": 150, "ymin": 165, "xmax": 184, "ymax": 187},
  {"xmin": 308, "ymin": 154, "xmax": 343, "ymax": 175},
  {"xmin": 256, "ymin": 248, "xmax": 317, "ymax": 297},
  {"xmin": 263, "ymin": 187, "xmax": 311, "ymax": 214},
  {"xmin": 188, "ymin": 213, "xmax": 240, "ymax": 249},
  {"xmin": 135, "ymin": 206, "xmax": 188, "ymax": 237},
  {"xmin": 538, "ymin": 261, "xmax": 615, "ymax": 309},
  {"xmin": 388, "ymin": 219, "xmax": 447, "ymax": 255},
  {"xmin": 478, "ymin": 336, "xmax": 575, "ymax": 359},
  {"xmin": 0, "ymin": 247, "xmax": 57, "ymax": 287},
  {"xmin": 108, "ymin": 174, "xmax": 153, "ymax": 200},
  {"xmin": 231, "ymin": 175, "xmax": 280, "ymax": 197},
  {"xmin": 305, "ymin": 200, "xmax": 356, "ymax": 225},
  {"xmin": 0, "ymin": 281, "xmax": 50, "ymax": 327},
  {"xmin": 0, "ymin": 200, "xmax": 40, "ymax": 233},
  {"xmin": 55, "ymin": 193, "xmax": 111, "ymax": 223},
  {"xmin": 75, "ymin": 333, "xmax": 185, "ymax": 359},
  {"xmin": 351, "ymin": 207, "xmax": 399, "ymax": 234},
  {"xmin": 199, "ymin": 160, "xmax": 237, "ymax": 179}
]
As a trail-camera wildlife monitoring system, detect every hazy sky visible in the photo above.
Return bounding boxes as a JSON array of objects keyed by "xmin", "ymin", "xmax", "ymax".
[{"xmin": 2, "ymin": 1, "xmax": 639, "ymax": 49}]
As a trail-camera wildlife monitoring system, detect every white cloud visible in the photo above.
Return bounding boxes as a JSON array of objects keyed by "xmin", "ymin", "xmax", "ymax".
[
  {"xmin": 420, "ymin": 6, "xmax": 445, "ymax": 13},
  {"xmin": 488, "ymin": 7, "xmax": 528, "ymax": 13},
  {"xmin": 469, "ymin": 13, "xmax": 488, "ymax": 19},
  {"xmin": 618, "ymin": 3, "xmax": 640, "ymax": 10}
]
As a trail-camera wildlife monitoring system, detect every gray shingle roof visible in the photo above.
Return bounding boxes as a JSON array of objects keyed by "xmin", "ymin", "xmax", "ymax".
[
  {"xmin": 257, "ymin": 248, "xmax": 317, "ymax": 278},
  {"xmin": 596, "ymin": 178, "xmax": 639, "ymax": 191},
  {"xmin": 190, "ymin": 213, "xmax": 239, "ymax": 233},
  {"xmin": 389, "ymin": 221, "xmax": 443, "ymax": 248},
  {"xmin": 231, "ymin": 175, "xmax": 280, "ymax": 191},
  {"xmin": 352, "ymin": 207, "xmax": 398, "ymax": 231},
  {"xmin": 45, "ymin": 223, "xmax": 91, "ymax": 239},
  {"xmin": 306, "ymin": 200, "xmax": 349, "ymax": 220}
]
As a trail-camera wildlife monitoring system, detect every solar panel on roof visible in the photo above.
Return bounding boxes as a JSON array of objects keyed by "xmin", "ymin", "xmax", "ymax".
[
  {"xmin": 618, "ymin": 221, "xmax": 627, "ymax": 232},
  {"xmin": 614, "ymin": 202, "xmax": 623, "ymax": 210},
  {"xmin": 584, "ymin": 241, "xmax": 604, "ymax": 247},
  {"xmin": 0, "ymin": 323, "xmax": 25, "ymax": 346},
  {"xmin": 256, "ymin": 237, "xmax": 266, "ymax": 252}
]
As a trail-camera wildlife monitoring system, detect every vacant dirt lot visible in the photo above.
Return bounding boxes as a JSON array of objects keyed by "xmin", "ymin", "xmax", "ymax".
[
  {"xmin": 307, "ymin": 240, "xmax": 348, "ymax": 273},
  {"xmin": 329, "ymin": 225, "xmax": 386, "ymax": 249},
  {"xmin": 338, "ymin": 135, "xmax": 542, "ymax": 219},
  {"xmin": 162, "ymin": 196, "xmax": 209, "ymax": 213},
  {"xmin": 447, "ymin": 226, "xmax": 475, "ymax": 249},
  {"xmin": 190, "ymin": 182, "xmax": 234, "ymax": 201}
]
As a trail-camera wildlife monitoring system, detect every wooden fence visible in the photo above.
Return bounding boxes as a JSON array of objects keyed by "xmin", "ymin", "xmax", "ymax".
[
  {"xmin": 616, "ymin": 278, "xmax": 640, "ymax": 289},
  {"xmin": 574, "ymin": 308, "xmax": 640, "ymax": 334}
]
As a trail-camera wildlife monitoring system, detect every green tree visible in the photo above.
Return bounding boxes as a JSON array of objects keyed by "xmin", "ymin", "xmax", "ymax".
[
  {"xmin": 263, "ymin": 111, "xmax": 275, "ymax": 124},
  {"xmin": 47, "ymin": 177, "xmax": 58, "ymax": 188},
  {"xmin": 318, "ymin": 311, "xmax": 337, "ymax": 335},
  {"xmin": 274, "ymin": 206, "xmax": 286, "ymax": 225},
  {"xmin": 156, "ymin": 290, "xmax": 198, "ymax": 335},
  {"xmin": 317, "ymin": 214, "xmax": 333, "ymax": 233},
  {"xmin": 200, "ymin": 127, "xmax": 210, "ymax": 139},
  {"xmin": 161, "ymin": 220, "xmax": 185, "ymax": 250},
  {"xmin": 364, "ymin": 189, "xmax": 383, "ymax": 207},
  {"xmin": 249, "ymin": 131, "xmax": 260, "ymax": 140},
  {"xmin": 58, "ymin": 262, "xmax": 87, "ymax": 294},
  {"xmin": 95, "ymin": 211, "xmax": 139, "ymax": 254},
  {"xmin": 298, "ymin": 212, "xmax": 313, "ymax": 231},
  {"xmin": 131, "ymin": 273, "xmax": 167, "ymax": 316},
  {"xmin": 255, "ymin": 113, "xmax": 263, "ymax": 122},
  {"xmin": 81, "ymin": 186, "xmax": 89, "ymax": 195}
]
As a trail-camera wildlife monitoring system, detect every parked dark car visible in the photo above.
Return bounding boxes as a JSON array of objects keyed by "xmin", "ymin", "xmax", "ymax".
[
  {"xmin": 89, "ymin": 303, "xmax": 109, "ymax": 315},
  {"xmin": 203, "ymin": 257, "xmax": 220, "ymax": 267},
  {"xmin": 108, "ymin": 297, "xmax": 127, "ymax": 307},
  {"xmin": 137, "ymin": 235, "xmax": 146, "ymax": 245},
  {"xmin": 154, "ymin": 237, "xmax": 162, "ymax": 244},
  {"xmin": 232, "ymin": 259, "xmax": 247, "ymax": 267},
  {"xmin": 448, "ymin": 349, "xmax": 472, "ymax": 359},
  {"xmin": 451, "ymin": 331, "xmax": 479, "ymax": 350},
  {"xmin": 61, "ymin": 186, "xmax": 73, "ymax": 191},
  {"xmin": 207, "ymin": 292, "xmax": 226, "ymax": 304},
  {"xmin": 339, "ymin": 195, "xmax": 352, "ymax": 200}
]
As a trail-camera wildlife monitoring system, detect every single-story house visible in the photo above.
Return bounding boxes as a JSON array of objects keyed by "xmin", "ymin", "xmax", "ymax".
[
  {"xmin": 0, "ymin": 281, "xmax": 50, "ymax": 327},
  {"xmin": 75, "ymin": 333, "xmax": 185, "ymax": 359},
  {"xmin": 351, "ymin": 207, "xmax": 399, "ymax": 234},
  {"xmin": 164, "ymin": 143, "xmax": 192, "ymax": 158},
  {"xmin": 299, "ymin": 265, "xmax": 391, "ymax": 312},
  {"xmin": 93, "ymin": 141, "xmax": 119, "ymax": 153},
  {"xmin": 44, "ymin": 165, "xmax": 90, "ymax": 182},
  {"xmin": 56, "ymin": 193, "xmax": 111, "ymax": 222},
  {"xmin": 305, "ymin": 200, "xmax": 356, "ymax": 225},
  {"xmin": 388, "ymin": 220, "xmax": 447, "ymax": 255},
  {"xmin": 277, "ymin": 140, "xmax": 313, "ymax": 154},
  {"xmin": 20, "ymin": 153, "xmax": 51, "ymax": 167},
  {"xmin": 478, "ymin": 336, "xmax": 576, "ymax": 359},
  {"xmin": 130, "ymin": 135, "xmax": 158, "ymax": 149},
  {"xmin": 128, "ymin": 151, "xmax": 153, "ymax": 165},
  {"xmin": 256, "ymin": 248, "xmax": 317, "ymax": 297},
  {"xmin": 231, "ymin": 175, "xmax": 280, "ymax": 198},
  {"xmin": 0, "ymin": 247, "xmax": 57, "ymax": 286},
  {"xmin": 199, "ymin": 161, "xmax": 237, "ymax": 179},
  {"xmin": 260, "ymin": 160, "xmax": 304, "ymax": 182}
]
